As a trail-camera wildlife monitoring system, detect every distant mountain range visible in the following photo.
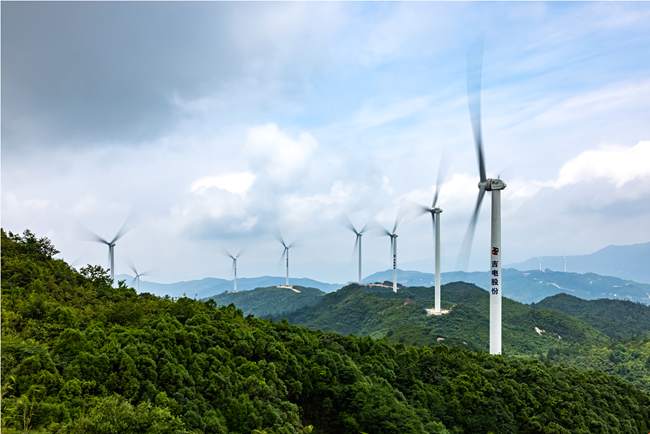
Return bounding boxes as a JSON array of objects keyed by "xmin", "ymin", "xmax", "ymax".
[
  {"xmin": 119, "ymin": 265, "xmax": 650, "ymax": 306},
  {"xmin": 115, "ymin": 274, "xmax": 340, "ymax": 298},
  {"xmin": 508, "ymin": 241, "xmax": 650, "ymax": 283},
  {"xmin": 364, "ymin": 268, "xmax": 650, "ymax": 305}
]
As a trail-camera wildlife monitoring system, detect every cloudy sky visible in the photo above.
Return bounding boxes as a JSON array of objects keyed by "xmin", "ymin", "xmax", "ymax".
[{"xmin": 2, "ymin": 2, "xmax": 650, "ymax": 283}]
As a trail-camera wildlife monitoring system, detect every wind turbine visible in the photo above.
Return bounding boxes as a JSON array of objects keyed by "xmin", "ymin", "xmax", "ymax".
[
  {"xmin": 382, "ymin": 219, "xmax": 400, "ymax": 293},
  {"xmin": 86, "ymin": 222, "xmax": 130, "ymax": 284},
  {"xmin": 461, "ymin": 45, "xmax": 507, "ymax": 355},
  {"xmin": 419, "ymin": 162, "xmax": 445, "ymax": 314},
  {"xmin": 345, "ymin": 220, "xmax": 368, "ymax": 284},
  {"xmin": 129, "ymin": 264, "xmax": 149, "ymax": 293},
  {"xmin": 278, "ymin": 237, "xmax": 299, "ymax": 292},
  {"xmin": 225, "ymin": 250, "xmax": 242, "ymax": 292}
]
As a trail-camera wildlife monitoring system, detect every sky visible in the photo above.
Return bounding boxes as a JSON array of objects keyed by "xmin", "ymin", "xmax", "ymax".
[{"xmin": 2, "ymin": 2, "xmax": 650, "ymax": 283}]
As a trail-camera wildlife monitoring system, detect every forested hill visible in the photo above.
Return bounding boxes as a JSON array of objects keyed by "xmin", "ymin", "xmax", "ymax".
[
  {"xmin": 2, "ymin": 229, "xmax": 650, "ymax": 433},
  {"xmin": 282, "ymin": 283, "xmax": 608, "ymax": 354},
  {"xmin": 209, "ymin": 285, "xmax": 324, "ymax": 317},
  {"xmin": 533, "ymin": 293, "xmax": 650, "ymax": 341},
  {"xmin": 281, "ymin": 283, "xmax": 650, "ymax": 393}
]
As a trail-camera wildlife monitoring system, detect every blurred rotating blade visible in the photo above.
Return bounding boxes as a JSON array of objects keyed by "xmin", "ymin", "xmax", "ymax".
[
  {"xmin": 432, "ymin": 158, "xmax": 446, "ymax": 208},
  {"xmin": 111, "ymin": 217, "xmax": 132, "ymax": 244},
  {"xmin": 344, "ymin": 216, "xmax": 359, "ymax": 235},
  {"xmin": 467, "ymin": 42, "xmax": 487, "ymax": 183},
  {"xmin": 457, "ymin": 185, "xmax": 487, "ymax": 270}
]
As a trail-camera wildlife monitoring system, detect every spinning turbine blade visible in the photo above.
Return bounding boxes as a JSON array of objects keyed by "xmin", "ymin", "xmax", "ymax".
[
  {"xmin": 82, "ymin": 226, "xmax": 110, "ymax": 245},
  {"xmin": 129, "ymin": 263, "xmax": 139, "ymax": 277},
  {"xmin": 467, "ymin": 43, "xmax": 487, "ymax": 183},
  {"xmin": 344, "ymin": 217, "xmax": 359, "ymax": 235},
  {"xmin": 418, "ymin": 205, "xmax": 433, "ymax": 216},
  {"xmin": 111, "ymin": 218, "xmax": 131, "ymax": 244},
  {"xmin": 458, "ymin": 185, "xmax": 487, "ymax": 269},
  {"xmin": 432, "ymin": 158, "xmax": 446, "ymax": 208},
  {"xmin": 353, "ymin": 234, "xmax": 360, "ymax": 258},
  {"xmin": 275, "ymin": 231, "xmax": 288, "ymax": 248}
]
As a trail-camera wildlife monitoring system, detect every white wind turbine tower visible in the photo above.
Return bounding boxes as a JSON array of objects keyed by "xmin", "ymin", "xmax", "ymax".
[
  {"xmin": 87, "ymin": 221, "xmax": 130, "ymax": 284},
  {"xmin": 345, "ymin": 220, "xmax": 368, "ymax": 284},
  {"xmin": 460, "ymin": 46, "xmax": 507, "ymax": 355},
  {"xmin": 278, "ymin": 237, "xmax": 300, "ymax": 293},
  {"xmin": 419, "ymin": 162, "xmax": 446, "ymax": 315},
  {"xmin": 382, "ymin": 218, "xmax": 400, "ymax": 293},
  {"xmin": 225, "ymin": 250, "xmax": 242, "ymax": 292}
]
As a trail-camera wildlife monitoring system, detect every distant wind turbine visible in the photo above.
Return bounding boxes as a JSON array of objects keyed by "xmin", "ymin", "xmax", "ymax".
[
  {"xmin": 86, "ymin": 220, "xmax": 131, "ymax": 284},
  {"xmin": 382, "ymin": 218, "xmax": 400, "ymax": 293},
  {"xmin": 225, "ymin": 250, "xmax": 242, "ymax": 292},
  {"xmin": 419, "ymin": 160, "xmax": 445, "ymax": 314},
  {"xmin": 129, "ymin": 263, "xmax": 149, "ymax": 293},
  {"xmin": 345, "ymin": 220, "xmax": 368, "ymax": 284},
  {"xmin": 278, "ymin": 236, "xmax": 299, "ymax": 292},
  {"xmin": 459, "ymin": 44, "xmax": 507, "ymax": 355}
]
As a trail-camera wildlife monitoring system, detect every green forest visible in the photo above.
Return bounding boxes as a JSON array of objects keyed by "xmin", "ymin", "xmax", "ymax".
[
  {"xmin": 276, "ymin": 282, "xmax": 650, "ymax": 393},
  {"xmin": 212, "ymin": 286, "xmax": 324, "ymax": 318},
  {"xmin": 2, "ymin": 229, "xmax": 650, "ymax": 433}
]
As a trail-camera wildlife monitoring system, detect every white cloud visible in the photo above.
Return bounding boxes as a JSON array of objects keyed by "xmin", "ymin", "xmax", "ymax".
[
  {"xmin": 554, "ymin": 140, "xmax": 650, "ymax": 188},
  {"xmin": 243, "ymin": 123, "xmax": 318, "ymax": 183},
  {"xmin": 191, "ymin": 171, "xmax": 256, "ymax": 196},
  {"xmin": 281, "ymin": 181, "xmax": 354, "ymax": 226}
]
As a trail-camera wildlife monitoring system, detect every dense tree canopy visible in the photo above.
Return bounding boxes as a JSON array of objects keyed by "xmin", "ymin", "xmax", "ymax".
[{"xmin": 2, "ymin": 229, "xmax": 649, "ymax": 433}]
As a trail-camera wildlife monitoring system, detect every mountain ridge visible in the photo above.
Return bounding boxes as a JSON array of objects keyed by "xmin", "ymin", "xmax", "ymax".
[
  {"xmin": 119, "ymin": 267, "xmax": 650, "ymax": 305},
  {"xmin": 116, "ymin": 274, "xmax": 341, "ymax": 298},
  {"xmin": 364, "ymin": 268, "xmax": 650, "ymax": 305},
  {"xmin": 509, "ymin": 241, "xmax": 650, "ymax": 283}
]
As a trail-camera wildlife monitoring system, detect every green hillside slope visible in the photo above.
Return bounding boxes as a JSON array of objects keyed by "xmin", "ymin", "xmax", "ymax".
[
  {"xmin": 2, "ymin": 230, "xmax": 649, "ymax": 433},
  {"xmin": 209, "ymin": 286, "xmax": 324, "ymax": 317},
  {"xmin": 283, "ymin": 283, "xmax": 607, "ymax": 355},
  {"xmin": 533, "ymin": 293, "xmax": 650, "ymax": 340}
]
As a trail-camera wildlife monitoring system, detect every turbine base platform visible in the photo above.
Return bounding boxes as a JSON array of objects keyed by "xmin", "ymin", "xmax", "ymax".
[
  {"xmin": 368, "ymin": 283, "xmax": 393, "ymax": 289},
  {"xmin": 425, "ymin": 307, "xmax": 451, "ymax": 317},
  {"xmin": 277, "ymin": 285, "xmax": 301, "ymax": 293}
]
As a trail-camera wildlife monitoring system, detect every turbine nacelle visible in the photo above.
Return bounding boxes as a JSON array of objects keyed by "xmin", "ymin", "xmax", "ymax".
[
  {"xmin": 424, "ymin": 207, "xmax": 443, "ymax": 215},
  {"xmin": 479, "ymin": 178, "xmax": 506, "ymax": 191}
]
